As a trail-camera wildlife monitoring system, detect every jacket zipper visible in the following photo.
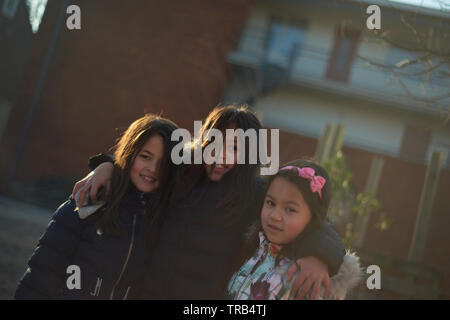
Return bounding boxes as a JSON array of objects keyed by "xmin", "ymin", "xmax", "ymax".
[
  {"xmin": 123, "ymin": 286, "xmax": 131, "ymax": 300},
  {"xmin": 109, "ymin": 214, "xmax": 137, "ymax": 300},
  {"xmin": 90, "ymin": 277, "xmax": 103, "ymax": 297}
]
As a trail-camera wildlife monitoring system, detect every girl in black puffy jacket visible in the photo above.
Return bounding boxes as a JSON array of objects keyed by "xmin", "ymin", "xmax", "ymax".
[{"xmin": 14, "ymin": 114, "xmax": 179, "ymax": 299}]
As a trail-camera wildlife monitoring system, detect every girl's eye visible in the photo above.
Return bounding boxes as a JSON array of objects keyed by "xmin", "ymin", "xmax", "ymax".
[
  {"xmin": 140, "ymin": 154, "xmax": 151, "ymax": 159},
  {"xmin": 266, "ymin": 200, "xmax": 275, "ymax": 207},
  {"xmin": 286, "ymin": 207, "xmax": 296, "ymax": 214}
]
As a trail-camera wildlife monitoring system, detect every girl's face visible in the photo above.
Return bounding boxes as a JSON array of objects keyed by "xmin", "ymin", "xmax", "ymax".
[
  {"xmin": 261, "ymin": 177, "xmax": 312, "ymax": 246},
  {"xmin": 130, "ymin": 134, "xmax": 164, "ymax": 193},
  {"xmin": 204, "ymin": 124, "xmax": 238, "ymax": 182}
]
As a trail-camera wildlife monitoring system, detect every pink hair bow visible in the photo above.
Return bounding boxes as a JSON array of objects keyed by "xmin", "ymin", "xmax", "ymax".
[{"xmin": 280, "ymin": 166, "xmax": 326, "ymax": 199}]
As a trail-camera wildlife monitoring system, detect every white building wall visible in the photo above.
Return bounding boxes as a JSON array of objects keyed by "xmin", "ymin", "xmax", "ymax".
[
  {"xmin": 226, "ymin": 1, "xmax": 450, "ymax": 165},
  {"xmin": 229, "ymin": 1, "xmax": 450, "ymax": 110},
  {"xmin": 254, "ymin": 88, "xmax": 406, "ymax": 157}
]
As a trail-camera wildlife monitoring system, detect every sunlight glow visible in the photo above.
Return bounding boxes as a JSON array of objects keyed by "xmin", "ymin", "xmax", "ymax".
[{"xmin": 26, "ymin": 0, "xmax": 48, "ymax": 33}]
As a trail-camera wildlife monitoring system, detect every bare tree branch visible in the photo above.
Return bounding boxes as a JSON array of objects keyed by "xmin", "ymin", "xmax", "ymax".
[
  {"xmin": 392, "ymin": 69, "xmax": 450, "ymax": 103},
  {"xmin": 356, "ymin": 53, "xmax": 447, "ymax": 76}
]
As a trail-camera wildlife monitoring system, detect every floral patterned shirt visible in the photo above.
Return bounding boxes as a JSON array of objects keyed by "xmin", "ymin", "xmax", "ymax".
[{"xmin": 227, "ymin": 232, "xmax": 296, "ymax": 300}]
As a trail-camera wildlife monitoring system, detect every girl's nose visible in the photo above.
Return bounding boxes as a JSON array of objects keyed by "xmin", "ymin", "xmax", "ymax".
[
  {"xmin": 217, "ymin": 147, "xmax": 225, "ymax": 160},
  {"xmin": 270, "ymin": 208, "xmax": 283, "ymax": 221},
  {"xmin": 147, "ymin": 161, "xmax": 158, "ymax": 174},
  {"xmin": 214, "ymin": 147, "xmax": 227, "ymax": 164}
]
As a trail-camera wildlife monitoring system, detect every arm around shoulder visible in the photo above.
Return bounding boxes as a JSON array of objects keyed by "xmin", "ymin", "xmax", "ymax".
[{"xmin": 297, "ymin": 221, "xmax": 346, "ymax": 276}]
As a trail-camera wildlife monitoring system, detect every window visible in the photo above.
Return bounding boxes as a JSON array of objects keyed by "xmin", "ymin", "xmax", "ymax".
[
  {"xmin": 2, "ymin": 0, "xmax": 20, "ymax": 19},
  {"xmin": 334, "ymin": 38, "xmax": 351, "ymax": 75},
  {"xmin": 264, "ymin": 17, "xmax": 307, "ymax": 68},
  {"xmin": 325, "ymin": 25, "xmax": 361, "ymax": 83},
  {"xmin": 259, "ymin": 17, "xmax": 307, "ymax": 93}
]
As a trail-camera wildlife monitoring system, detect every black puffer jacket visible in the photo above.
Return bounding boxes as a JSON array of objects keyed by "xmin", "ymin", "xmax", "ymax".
[
  {"xmin": 140, "ymin": 179, "xmax": 345, "ymax": 299},
  {"xmin": 14, "ymin": 187, "xmax": 154, "ymax": 300}
]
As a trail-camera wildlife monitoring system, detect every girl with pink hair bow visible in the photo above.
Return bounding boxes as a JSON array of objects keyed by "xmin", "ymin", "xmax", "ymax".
[{"xmin": 227, "ymin": 159, "xmax": 362, "ymax": 300}]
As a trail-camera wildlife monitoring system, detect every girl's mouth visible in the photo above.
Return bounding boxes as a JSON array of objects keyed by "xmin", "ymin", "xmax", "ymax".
[
  {"xmin": 267, "ymin": 224, "xmax": 283, "ymax": 232},
  {"xmin": 140, "ymin": 175, "xmax": 157, "ymax": 183},
  {"xmin": 212, "ymin": 164, "xmax": 228, "ymax": 172}
]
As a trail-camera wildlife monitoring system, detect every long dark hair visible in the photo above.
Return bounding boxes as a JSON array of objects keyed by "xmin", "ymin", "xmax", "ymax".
[
  {"xmin": 97, "ymin": 114, "xmax": 178, "ymax": 243},
  {"xmin": 171, "ymin": 104, "xmax": 263, "ymax": 226},
  {"xmin": 234, "ymin": 159, "xmax": 332, "ymax": 268}
]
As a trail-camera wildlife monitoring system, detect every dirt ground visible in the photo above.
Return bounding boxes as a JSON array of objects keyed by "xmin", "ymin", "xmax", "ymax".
[{"xmin": 0, "ymin": 196, "xmax": 52, "ymax": 300}]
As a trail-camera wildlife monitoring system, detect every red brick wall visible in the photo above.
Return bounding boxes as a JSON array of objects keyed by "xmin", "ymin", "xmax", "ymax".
[{"xmin": 0, "ymin": 0, "xmax": 252, "ymax": 182}]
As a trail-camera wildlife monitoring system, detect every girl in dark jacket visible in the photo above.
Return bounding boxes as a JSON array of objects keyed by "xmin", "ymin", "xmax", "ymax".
[
  {"xmin": 14, "ymin": 114, "xmax": 179, "ymax": 299},
  {"xmin": 74, "ymin": 105, "xmax": 346, "ymax": 300}
]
